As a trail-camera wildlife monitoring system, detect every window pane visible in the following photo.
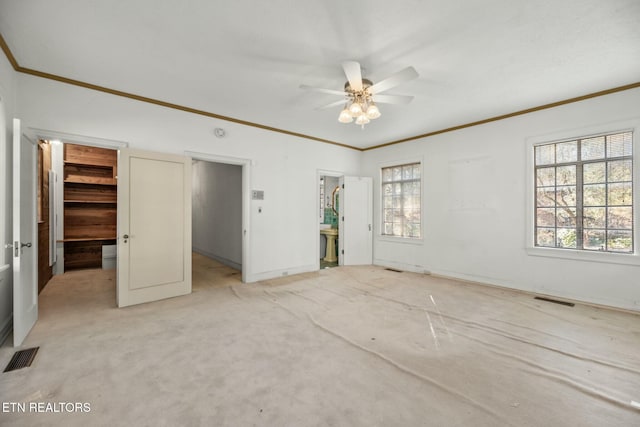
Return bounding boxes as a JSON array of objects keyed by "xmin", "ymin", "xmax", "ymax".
[
  {"xmin": 536, "ymin": 167, "xmax": 555, "ymax": 187},
  {"xmin": 583, "ymin": 162, "xmax": 605, "ymax": 184},
  {"xmin": 607, "ymin": 160, "xmax": 632, "ymax": 182},
  {"xmin": 412, "ymin": 164, "xmax": 421, "ymax": 179},
  {"xmin": 402, "ymin": 182, "xmax": 414, "ymax": 196},
  {"xmin": 557, "ymin": 228, "xmax": 577, "ymax": 248},
  {"xmin": 583, "ymin": 184, "xmax": 606, "ymax": 206},
  {"xmin": 536, "ymin": 188, "xmax": 555, "ymax": 207},
  {"xmin": 584, "ymin": 230, "xmax": 606, "ymax": 251},
  {"xmin": 557, "ymin": 208, "xmax": 576, "ymax": 227},
  {"xmin": 536, "ymin": 228, "xmax": 555, "ymax": 247},
  {"xmin": 556, "ymin": 186, "xmax": 576, "ymax": 206},
  {"xmin": 537, "ymin": 208, "xmax": 555, "ymax": 227},
  {"xmin": 608, "ymin": 207, "xmax": 633, "ymax": 230},
  {"xmin": 583, "ymin": 207, "xmax": 606, "ymax": 228},
  {"xmin": 381, "ymin": 162, "xmax": 421, "ymax": 238},
  {"xmin": 408, "ymin": 224, "xmax": 421, "ymax": 238},
  {"xmin": 556, "ymin": 165, "xmax": 576, "ymax": 185},
  {"xmin": 392, "ymin": 167, "xmax": 402, "ymax": 181},
  {"xmin": 607, "ymin": 132, "xmax": 632, "ymax": 158},
  {"xmin": 384, "ymin": 223, "xmax": 393, "ymax": 235},
  {"xmin": 556, "ymin": 141, "xmax": 577, "ymax": 163},
  {"xmin": 608, "ymin": 182, "xmax": 632, "ymax": 206},
  {"xmin": 535, "ymin": 144, "xmax": 555, "ymax": 165},
  {"xmin": 402, "ymin": 165, "xmax": 413, "ymax": 180},
  {"xmin": 607, "ymin": 230, "xmax": 633, "ymax": 252},
  {"xmin": 534, "ymin": 131, "xmax": 633, "ymax": 254},
  {"xmin": 581, "ymin": 136, "xmax": 605, "ymax": 160}
]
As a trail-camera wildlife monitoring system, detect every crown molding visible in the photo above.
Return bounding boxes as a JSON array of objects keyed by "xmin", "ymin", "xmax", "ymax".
[
  {"xmin": 363, "ymin": 81, "xmax": 640, "ymax": 151},
  {"xmin": 1, "ymin": 32, "xmax": 638, "ymax": 153},
  {"xmin": 0, "ymin": 33, "xmax": 361, "ymax": 152}
]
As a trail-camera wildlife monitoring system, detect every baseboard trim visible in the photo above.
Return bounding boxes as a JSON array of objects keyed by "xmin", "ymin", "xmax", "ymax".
[
  {"xmin": 245, "ymin": 264, "xmax": 318, "ymax": 283},
  {"xmin": 429, "ymin": 270, "xmax": 640, "ymax": 315},
  {"xmin": 373, "ymin": 259, "xmax": 428, "ymax": 275}
]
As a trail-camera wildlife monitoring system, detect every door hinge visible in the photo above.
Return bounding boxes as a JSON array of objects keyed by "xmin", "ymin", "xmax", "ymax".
[
  {"xmin": 342, "ymin": 184, "xmax": 344, "ymax": 189},
  {"xmin": 341, "ymin": 216, "xmax": 344, "ymax": 221},
  {"xmin": 341, "ymin": 250, "xmax": 344, "ymax": 254}
]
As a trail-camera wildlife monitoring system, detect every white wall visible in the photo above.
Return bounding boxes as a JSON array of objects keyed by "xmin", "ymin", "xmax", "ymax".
[
  {"xmin": 192, "ymin": 160, "xmax": 242, "ymax": 269},
  {"xmin": 362, "ymin": 87, "xmax": 640, "ymax": 312},
  {"xmin": 0, "ymin": 50, "xmax": 16, "ymax": 344},
  {"xmin": 16, "ymin": 73, "xmax": 362, "ymax": 282}
]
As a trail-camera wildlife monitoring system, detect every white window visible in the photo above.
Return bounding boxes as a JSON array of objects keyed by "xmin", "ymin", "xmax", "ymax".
[
  {"xmin": 382, "ymin": 162, "xmax": 421, "ymax": 238},
  {"xmin": 534, "ymin": 131, "xmax": 633, "ymax": 253}
]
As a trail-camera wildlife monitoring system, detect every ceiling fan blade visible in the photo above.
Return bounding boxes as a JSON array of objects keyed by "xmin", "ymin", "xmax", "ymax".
[
  {"xmin": 300, "ymin": 84, "xmax": 346, "ymax": 96},
  {"xmin": 368, "ymin": 66, "xmax": 419, "ymax": 94},
  {"xmin": 342, "ymin": 61, "xmax": 363, "ymax": 92},
  {"xmin": 372, "ymin": 94, "xmax": 414, "ymax": 105},
  {"xmin": 316, "ymin": 99, "xmax": 347, "ymax": 110}
]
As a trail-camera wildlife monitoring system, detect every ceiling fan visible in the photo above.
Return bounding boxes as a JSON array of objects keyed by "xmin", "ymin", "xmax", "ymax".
[{"xmin": 300, "ymin": 61, "xmax": 419, "ymax": 128}]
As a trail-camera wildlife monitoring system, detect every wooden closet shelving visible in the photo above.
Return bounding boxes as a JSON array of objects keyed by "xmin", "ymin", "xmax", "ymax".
[{"xmin": 62, "ymin": 144, "xmax": 117, "ymax": 270}]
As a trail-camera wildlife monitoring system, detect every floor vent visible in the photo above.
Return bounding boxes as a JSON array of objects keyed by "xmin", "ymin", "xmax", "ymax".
[
  {"xmin": 385, "ymin": 268, "xmax": 402, "ymax": 273},
  {"xmin": 534, "ymin": 296, "xmax": 575, "ymax": 307},
  {"xmin": 3, "ymin": 347, "xmax": 39, "ymax": 373}
]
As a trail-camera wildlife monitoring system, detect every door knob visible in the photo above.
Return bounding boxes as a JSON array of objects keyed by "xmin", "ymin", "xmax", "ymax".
[
  {"xmin": 123, "ymin": 234, "xmax": 129, "ymax": 239},
  {"xmin": 21, "ymin": 242, "xmax": 32, "ymax": 248}
]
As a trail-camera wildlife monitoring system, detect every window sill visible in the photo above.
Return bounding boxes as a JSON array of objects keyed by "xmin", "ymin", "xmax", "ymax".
[
  {"xmin": 377, "ymin": 235, "xmax": 424, "ymax": 245},
  {"xmin": 526, "ymin": 246, "xmax": 640, "ymax": 266}
]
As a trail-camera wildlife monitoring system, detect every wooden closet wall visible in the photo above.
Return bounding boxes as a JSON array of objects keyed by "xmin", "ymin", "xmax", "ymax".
[{"xmin": 62, "ymin": 143, "xmax": 117, "ymax": 270}]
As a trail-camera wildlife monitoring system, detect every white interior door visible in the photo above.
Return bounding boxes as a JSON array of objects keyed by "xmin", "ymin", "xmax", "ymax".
[
  {"xmin": 12, "ymin": 118, "xmax": 38, "ymax": 346},
  {"xmin": 339, "ymin": 176, "xmax": 373, "ymax": 265},
  {"xmin": 117, "ymin": 149, "xmax": 192, "ymax": 307}
]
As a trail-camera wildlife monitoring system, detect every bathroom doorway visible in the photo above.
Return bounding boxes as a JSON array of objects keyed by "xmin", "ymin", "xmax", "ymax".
[{"xmin": 318, "ymin": 170, "xmax": 342, "ymax": 269}]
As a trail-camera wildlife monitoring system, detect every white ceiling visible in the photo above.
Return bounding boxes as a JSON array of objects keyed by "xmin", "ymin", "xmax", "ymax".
[{"xmin": 1, "ymin": 0, "xmax": 639, "ymax": 149}]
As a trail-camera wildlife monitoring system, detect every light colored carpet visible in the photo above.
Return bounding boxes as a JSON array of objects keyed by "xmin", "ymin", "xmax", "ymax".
[{"xmin": 1, "ymin": 253, "xmax": 639, "ymax": 426}]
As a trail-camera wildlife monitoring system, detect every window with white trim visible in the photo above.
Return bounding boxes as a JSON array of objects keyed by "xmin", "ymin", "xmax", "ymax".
[
  {"xmin": 534, "ymin": 131, "xmax": 633, "ymax": 253},
  {"xmin": 382, "ymin": 162, "xmax": 421, "ymax": 238}
]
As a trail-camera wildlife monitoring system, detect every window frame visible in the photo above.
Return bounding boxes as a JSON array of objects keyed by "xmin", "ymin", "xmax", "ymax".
[
  {"xmin": 378, "ymin": 158, "xmax": 424, "ymax": 243},
  {"xmin": 525, "ymin": 119, "xmax": 640, "ymax": 266}
]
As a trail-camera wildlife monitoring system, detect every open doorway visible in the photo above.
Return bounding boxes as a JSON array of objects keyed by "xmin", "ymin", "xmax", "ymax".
[
  {"xmin": 192, "ymin": 159, "xmax": 242, "ymax": 287},
  {"xmin": 36, "ymin": 140, "xmax": 118, "ymax": 291},
  {"xmin": 188, "ymin": 152, "xmax": 250, "ymax": 285},
  {"xmin": 318, "ymin": 170, "xmax": 342, "ymax": 269},
  {"xmin": 30, "ymin": 131, "xmax": 125, "ymax": 314}
]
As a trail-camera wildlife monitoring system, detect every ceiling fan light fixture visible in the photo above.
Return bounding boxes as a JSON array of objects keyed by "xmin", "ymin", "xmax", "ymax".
[
  {"xmin": 355, "ymin": 114, "xmax": 370, "ymax": 126},
  {"xmin": 303, "ymin": 61, "xmax": 418, "ymax": 129},
  {"xmin": 348, "ymin": 101, "xmax": 363, "ymax": 117},
  {"xmin": 366, "ymin": 103, "xmax": 381, "ymax": 119},
  {"xmin": 338, "ymin": 108, "xmax": 353, "ymax": 123}
]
